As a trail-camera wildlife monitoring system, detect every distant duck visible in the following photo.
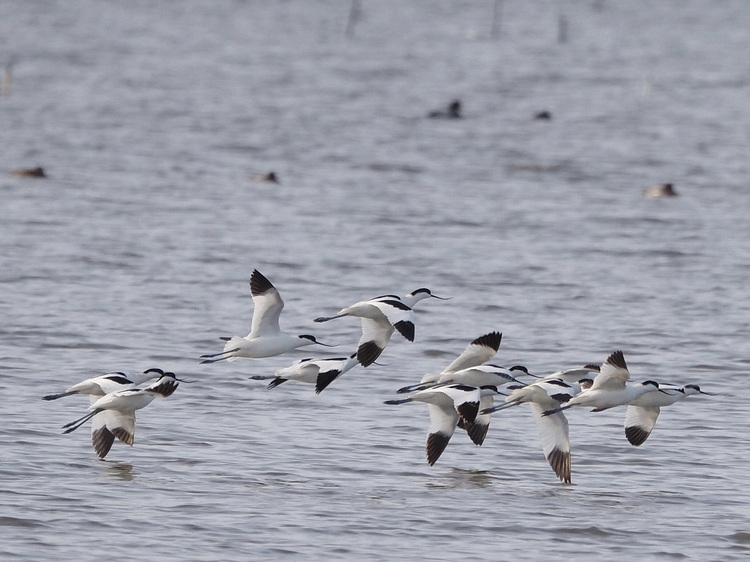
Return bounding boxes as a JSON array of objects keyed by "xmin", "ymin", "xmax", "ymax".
[
  {"xmin": 644, "ymin": 183, "xmax": 678, "ymax": 198},
  {"xmin": 11, "ymin": 166, "xmax": 46, "ymax": 178},
  {"xmin": 428, "ymin": 99, "xmax": 462, "ymax": 119},
  {"xmin": 534, "ymin": 110, "xmax": 552, "ymax": 120},
  {"xmin": 254, "ymin": 171, "xmax": 279, "ymax": 183}
]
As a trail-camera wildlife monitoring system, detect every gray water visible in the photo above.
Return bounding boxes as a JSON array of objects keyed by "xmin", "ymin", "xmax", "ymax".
[{"xmin": 2, "ymin": 0, "xmax": 750, "ymax": 559}]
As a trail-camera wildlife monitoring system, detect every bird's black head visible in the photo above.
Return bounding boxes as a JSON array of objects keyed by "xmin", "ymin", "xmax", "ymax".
[
  {"xmin": 411, "ymin": 288, "xmax": 433, "ymax": 296},
  {"xmin": 684, "ymin": 384, "xmax": 715, "ymax": 395}
]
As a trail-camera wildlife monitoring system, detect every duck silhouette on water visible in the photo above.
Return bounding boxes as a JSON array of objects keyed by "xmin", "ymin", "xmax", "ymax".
[
  {"xmin": 11, "ymin": 166, "xmax": 46, "ymax": 178},
  {"xmin": 643, "ymin": 183, "xmax": 678, "ymax": 198},
  {"xmin": 428, "ymin": 99, "xmax": 462, "ymax": 119},
  {"xmin": 254, "ymin": 171, "xmax": 279, "ymax": 183}
]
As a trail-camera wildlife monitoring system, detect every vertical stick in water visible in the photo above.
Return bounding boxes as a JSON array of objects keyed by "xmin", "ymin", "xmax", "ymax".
[
  {"xmin": 491, "ymin": 0, "xmax": 503, "ymax": 40},
  {"xmin": 1, "ymin": 63, "xmax": 12, "ymax": 97},
  {"xmin": 345, "ymin": 0, "xmax": 361, "ymax": 40},
  {"xmin": 558, "ymin": 14, "xmax": 568, "ymax": 44}
]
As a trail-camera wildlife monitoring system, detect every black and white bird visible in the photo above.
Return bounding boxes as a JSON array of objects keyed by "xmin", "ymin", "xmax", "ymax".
[
  {"xmin": 385, "ymin": 383, "xmax": 492, "ymax": 466},
  {"xmin": 542, "ymin": 351, "xmax": 664, "ymax": 417},
  {"xmin": 61, "ymin": 372, "xmax": 180, "ymax": 459},
  {"xmin": 250, "ymin": 353, "xmax": 359, "ymax": 394},
  {"xmin": 484, "ymin": 378, "xmax": 584, "ymax": 484},
  {"xmin": 314, "ymin": 288, "xmax": 447, "ymax": 367},
  {"xmin": 394, "ymin": 332, "xmax": 530, "ymax": 446},
  {"xmin": 624, "ymin": 384, "xmax": 715, "ymax": 446},
  {"xmin": 411, "ymin": 363, "xmax": 531, "ymax": 447},
  {"xmin": 201, "ymin": 269, "xmax": 331, "ymax": 363}
]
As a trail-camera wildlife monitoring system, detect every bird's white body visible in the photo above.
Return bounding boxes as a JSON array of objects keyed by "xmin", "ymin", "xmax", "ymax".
[
  {"xmin": 64, "ymin": 373, "xmax": 135, "ymax": 396},
  {"xmin": 436, "ymin": 364, "xmax": 529, "ymax": 389},
  {"xmin": 93, "ymin": 388, "xmax": 160, "ymax": 413},
  {"xmin": 219, "ymin": 333, "xmax": 319, "ymax": 360},
  {"xmin": 503, "ymin": 378, "xmax": 582, "ymax": 410},
  {"xmin": 626, "ymin": 384, "xmax": 684, "ymax": 408},
  {"xmin": 201, "ymin": 270, "xmax": 326, "ymax": 363},
  {"xmin": 43, "ymin": 368, "xmax": 165, "ymax": 401},
  {"xmin": 555, "ymin": 351, "xmax": 661, "ymax": 413},
  {"xmin": 567, "ymin": 381, "xmax": 660, "ymax": 411}
]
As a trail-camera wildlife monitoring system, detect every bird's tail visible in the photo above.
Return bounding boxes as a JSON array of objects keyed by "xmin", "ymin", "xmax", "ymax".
[{"xmin": 200, "ymin": 337, "xmax": 243, "ymax": 363}]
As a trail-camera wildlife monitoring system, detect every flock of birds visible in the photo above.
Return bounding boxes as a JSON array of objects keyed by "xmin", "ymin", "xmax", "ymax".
[{"xmin": 44, "ymin": 269, "xmax": 711, "ymax": 483}]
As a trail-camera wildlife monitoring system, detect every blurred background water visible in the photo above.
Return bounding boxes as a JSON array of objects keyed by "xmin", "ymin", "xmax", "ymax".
[{"xmin": 1, "ymin": 1, "xmax": 749, "ymax": 560}]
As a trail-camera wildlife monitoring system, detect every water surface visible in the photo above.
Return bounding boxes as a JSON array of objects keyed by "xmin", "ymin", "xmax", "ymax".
[{"xmin": 1, "ymin": 1, "xmax": 749, "ymax": 560}]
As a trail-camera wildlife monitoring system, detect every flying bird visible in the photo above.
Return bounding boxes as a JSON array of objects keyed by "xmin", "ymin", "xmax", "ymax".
[
  {"xmin": 61, "ymin": 372, "xmax": 180, "ymax": 459},
  {"xmin": 385, "ymin": 383, "xmax": 490, "ymax": 466},
  {"xmin": 201, "ymin": 270, "xmax": 330, "ymax": 363},
  {"xmin": 250, "ymin": 353, "xmax": 359, "ymax": 394},
  {"xmin": 624, "ymin": 384, "xmax": 715, "ymax": 446},
  {"xmin": 314, "ymin": 288, "xmax": 447, "ymax": 367}
]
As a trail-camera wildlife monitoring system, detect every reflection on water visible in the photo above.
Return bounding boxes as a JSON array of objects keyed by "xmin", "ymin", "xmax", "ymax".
[
  {"xmin": 102, "ymin": 462, "xmax": 136, "ymax": 482},
  {"xmin": 426, "ymin": 468, "xmax": 496, "ymax": 490}
]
